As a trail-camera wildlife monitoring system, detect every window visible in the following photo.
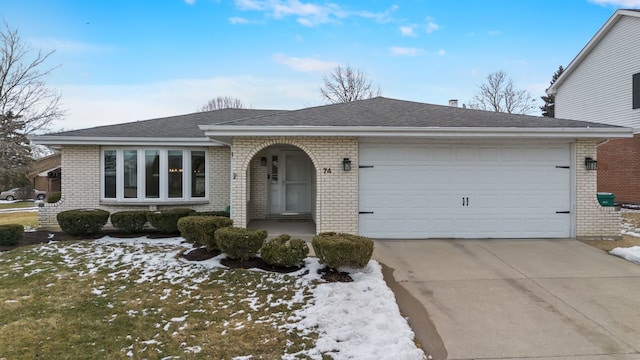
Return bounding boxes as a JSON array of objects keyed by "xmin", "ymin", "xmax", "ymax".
[
  {"xmin": 101, "ymin": 148, "xmax": 207, "ymax": 201},
  {"xmin": 191, "ymin": 151, "xmax": 206, "ymax": 197},
  {"xmin": 123, "ymin": 150, "xmax": 137, "ymax": 198},
  {"xmin": 633, "ymin": 73, "xmax": 640, "ymax": 109},
  {"xmin": 104, "ymin": 150, "xmax": 117, "ymax": 198}
]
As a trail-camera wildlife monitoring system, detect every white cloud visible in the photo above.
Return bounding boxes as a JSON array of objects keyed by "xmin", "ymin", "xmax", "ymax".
[
  {"xmin": 233, "ymin": 0, "xmax": 397, "ymax": 26},
  {"xmin": 470, "ymin": 68, "xmax": 478, "ymax": 76},
  {"xmin": 184, "ymin": 0, "xmax": 196, "ymax": 5},
  {"xmin": 27, "ymin": 38, "xmax": 112, "ymax": 54},
  {"xmin": 297, "ymin": 17, "xmax": 314, "ymax": 26},
  {"xmin": 589, "ymin": 0, "xmax": 640, "ymax": 7},
  {"xmin": 426, "ymin": 21, "xmax": 440, "ymax": 34},
  {"xmin": 53, "ymin": 76, "xmax": 319, "ymax": 131},
  {"xmin": 400, "ymin": 26, "xmax": 416, "ymax": 37},
  {"xmin": 273, "ymin": 53, "xmax": 339, "ymax": 72},
  {"xmin": 389, "ymin": 47, "xmax": 423, "ymax": 56},
  {"xmin": 229, "ymin": 16, "xmax": 250, "ymax": 24},
  {"xmin": 438, "ymin": 49, "xmax": 446, "ymax": 56}
]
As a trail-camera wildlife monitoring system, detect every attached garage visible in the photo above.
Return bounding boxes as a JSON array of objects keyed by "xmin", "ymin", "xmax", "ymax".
[{"xmin": 358, "ymin": 141, "xmax": 573, "ymax": 239}]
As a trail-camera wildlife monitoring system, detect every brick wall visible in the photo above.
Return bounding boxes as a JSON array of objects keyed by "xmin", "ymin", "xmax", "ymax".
[
  {"xmin": 597, "ymin": 134, "xmax": 640, "ymax": 204},
  {"xmin": 38, "ymin": 145, "xmax": 231, "ymax": 230},
  {"xmin": 576, "ymin": 139, "xmax": 621, "ymax": 239},
  {"xmin": 231, "ymin": 137, "xmax": 358, "ymax": 234}
]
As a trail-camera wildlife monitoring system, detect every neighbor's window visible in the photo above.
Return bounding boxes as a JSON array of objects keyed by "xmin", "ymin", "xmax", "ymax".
[
  {"xmin": 633, "ymin": 73, "xmax": 640, "ymax": 109},
  {"xmin": 102, "ymin": 148, "xmax": 207, "ymax": 201}
]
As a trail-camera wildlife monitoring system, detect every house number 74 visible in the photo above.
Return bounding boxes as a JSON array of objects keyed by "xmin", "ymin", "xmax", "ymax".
[{"xmin": 323, "ymin": 168, "xmax": 332, "ymax": 174}]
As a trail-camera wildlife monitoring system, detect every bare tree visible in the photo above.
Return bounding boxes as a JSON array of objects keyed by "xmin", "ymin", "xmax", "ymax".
[
  {"xmin": 199, "ymin": 95, "xmax": 246, "ymax": 111},
  {"xmin": 468, "ymin": 71, "xmax": 536, "ymax": 114},
  {"xmin": 1, "ymin": 21, "xmax": 64, "ymax": 134},
  {"xmin": 1, "ymin": 21, "xmax": 64, "ymax": 190},
  {"xmin": 320, "ymin": 65, "xmax": 381, "ymax": 104}
]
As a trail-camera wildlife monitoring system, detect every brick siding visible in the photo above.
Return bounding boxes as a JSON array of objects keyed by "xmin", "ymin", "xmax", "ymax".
[
  {"xmin": 231, "ymin": 137, "xmax": 358, "ymax": 234},
  {"xmin": 597, "ymin": 134, "xmax": 640, "ymax": 204},
  {"xmin": 38, "ymin": 145, "xmax": 230, "ymax": 230},
  {"xmin": 576, "ymin": 139, "xmax": 621, "ymax": 239}
]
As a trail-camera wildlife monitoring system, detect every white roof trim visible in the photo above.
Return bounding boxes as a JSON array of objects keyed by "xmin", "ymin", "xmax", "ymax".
[
  {"xmin": 200, "ymin": 125, "xmax": 633, "ymax": 139},
  {"xmin": 547, "ymin": 9, "xmax": 640, "ymax": 94},
  {"xmin": 29, "ymin": 136, "xmax": 222, "ymax": 147}
]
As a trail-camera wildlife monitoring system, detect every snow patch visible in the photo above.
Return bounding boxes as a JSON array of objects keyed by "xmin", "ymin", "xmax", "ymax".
[{"xmin": 610, "ymin": 246, "xmax": 640, "ymax": 264}]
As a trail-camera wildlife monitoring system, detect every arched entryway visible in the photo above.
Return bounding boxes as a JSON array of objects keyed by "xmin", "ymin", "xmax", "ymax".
[{"xmin": 243, "ymin": 143, "xmax": 318, "ymax": 236}]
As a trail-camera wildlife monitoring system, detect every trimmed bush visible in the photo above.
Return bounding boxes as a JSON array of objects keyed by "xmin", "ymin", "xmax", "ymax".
[
  {"xmin": 177, "ymin": 216, "xmax": 233, "ymax": 250},
  {"xmin": 260, "ymin": 234, "xmax": 309, "ymax": 267},
  {"xmin": 46, "ymin": 192, "xmax": 61, "ymax": 203},
  {"xmin": 146, "ymin": 208, "xmax": 195, "ymax": 233},
  {"xmin": 312, "ymin": 232, "xmax": 374, "ymax": 270},
  {"xmin": 110, "ymin": 211, "xmax": 149, "ymax": 233},
  {"xmin": 0, "ymin": 224, "xmax": 24, "ymax": 246},
  {"xmin": 215, "ymin": 227, "xmax": 268, "ymax": 260},
  {"xmin": 57, "ymin": 209, "xmax": 110, "ymax": 236},
  {"xmin": 193, "ymin": 211, "xmax": 230, "ymax": 218}
]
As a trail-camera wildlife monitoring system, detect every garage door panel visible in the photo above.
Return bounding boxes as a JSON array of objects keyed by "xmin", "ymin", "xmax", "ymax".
[{"xmin": 358, "ymin": 142, "xmax": 571, "ymax": 238}]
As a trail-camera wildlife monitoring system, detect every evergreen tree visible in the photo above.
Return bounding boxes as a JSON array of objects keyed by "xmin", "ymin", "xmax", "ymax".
[
  {"xmin": 0, "ymin": 112, "xmax": 32, "ymax": 189},
  {"xmin": 540, "ymin": 65, "xmax": 564, "ymax": 117}
]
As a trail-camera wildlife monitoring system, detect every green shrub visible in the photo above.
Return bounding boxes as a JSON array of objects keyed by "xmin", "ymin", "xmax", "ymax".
[
  {"xmin": 312, "ymin": 232, "xmax": 374, "ymax": 270},
  {"xmin": 0, "ymin": 224, "xmax": 24, "ymax": 246},
  {"xmin": 110, "ymin": 211, "xmax": 149, "ymax": 233},
  {"xmin": 57, "ymin": 209, "xmax": 110, "ymax": 236},
  {"xmin": 193, "ymin": 211, "xmax": 230, "ymax": 218},
  {"xmin": 260, "ymin": 234, "xmax": 309, "ymax": 267},
  {"xmin": 46, "ymin": 192, "xmax": 61, "ymax": 203},
  {"xmin": 146, "ymin": 208, "xmax": 195, "ymax": 233},
  {"xmin": 177, "ymin": 216, "xmax": 233, "ymax": 250},
  {"xmin": 215, "ymin": 227, "xmax": 268, "ymax": 260}
]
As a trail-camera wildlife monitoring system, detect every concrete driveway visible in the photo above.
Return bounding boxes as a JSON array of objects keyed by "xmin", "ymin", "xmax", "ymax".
[{"xmin": 373, "ymin": 239, "xmax": 640, "ymax": 360}]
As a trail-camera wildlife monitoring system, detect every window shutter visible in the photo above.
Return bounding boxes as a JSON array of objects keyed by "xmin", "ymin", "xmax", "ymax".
[{"xmin": 634, "ymin": 73, "xmax": 640, "ymax": 109}]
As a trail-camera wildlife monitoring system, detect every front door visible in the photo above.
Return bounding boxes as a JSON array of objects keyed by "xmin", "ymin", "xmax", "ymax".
[{"xmin": 269, "ymin": 150, "xmax": 311, "ymax": 215}]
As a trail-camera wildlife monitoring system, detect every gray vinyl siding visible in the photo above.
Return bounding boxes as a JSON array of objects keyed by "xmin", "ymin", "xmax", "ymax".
[{"xmin": 555, "ymin": 16, "xmax": 640, "ymax": 130}]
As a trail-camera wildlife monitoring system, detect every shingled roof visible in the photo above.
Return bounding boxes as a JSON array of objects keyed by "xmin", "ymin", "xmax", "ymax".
[
  {"xmin": 33, "ymin": 97, "xmax": 627, "ymax": 146},
  {"xmin": 213, "ymin": 97, "xmax": 616, "ymax": 128},
  {"xmin": 47, "ymin": 108, "xmax": 284, "ymax": 138}
]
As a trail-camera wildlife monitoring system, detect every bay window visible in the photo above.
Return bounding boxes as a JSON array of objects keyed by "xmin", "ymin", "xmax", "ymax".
[{"xmin": 102, "ymin": 148, "xmax": 207, "ymax": 201}]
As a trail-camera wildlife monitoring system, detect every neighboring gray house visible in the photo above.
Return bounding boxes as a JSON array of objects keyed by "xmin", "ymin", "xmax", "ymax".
[
  {"xmin": 548, "ymin": 9, "xmax": 640, "ymax": 203},
  {"xmin": 32, "ymin": 97, "xmax": 631, "ymax": 239}
]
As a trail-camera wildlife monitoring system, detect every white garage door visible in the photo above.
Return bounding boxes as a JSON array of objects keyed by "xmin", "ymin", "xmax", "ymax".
[{"xmin": 358, "ymin": 142, "xmax": 572, "ymax": 238}]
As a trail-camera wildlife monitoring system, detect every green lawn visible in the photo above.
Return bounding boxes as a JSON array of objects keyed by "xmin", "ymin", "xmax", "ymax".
[
  {"xmin": 0, "ymin": 201, "xmax": 36, "ymax": 210},
  {"xmin": 0, "ymin": 239, "xmax": 318, "ymax": 359},
  {"xmin": 0, "ymin": 211, "xmax": 38, "ymax": 228}
]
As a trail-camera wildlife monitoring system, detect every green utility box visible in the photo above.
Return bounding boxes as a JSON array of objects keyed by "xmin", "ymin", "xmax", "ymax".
[{"xmin": 596, "ymin": 192, "xmax": 615, "ymax": 207}]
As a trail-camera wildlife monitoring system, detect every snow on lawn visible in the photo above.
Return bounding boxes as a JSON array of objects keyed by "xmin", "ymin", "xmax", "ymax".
[
  {"xmin": 4, "ymin": 236, "xmax": 425, "ymax": 359},
  {"xmin": 610, "ymin": 246, "xmax": 640, "ymax": 265}
]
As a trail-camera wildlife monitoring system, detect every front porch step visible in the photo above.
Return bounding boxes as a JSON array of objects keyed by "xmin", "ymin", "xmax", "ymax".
[{"xmin": 265, "ymin": 214, "xmax": 313, "ymax": 221}]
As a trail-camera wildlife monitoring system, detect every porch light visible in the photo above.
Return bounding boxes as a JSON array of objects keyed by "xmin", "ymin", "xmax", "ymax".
[
  {"xmin": 260, "ymin": 157, "xmax": 267, "ymax": 166},
  {"xmin": 585, "ymin": 157, "xmax": 597, "ymax": 171},
  {"xmin": 342, "ymin": 158, "xmax": 352, "ymax": 171}
]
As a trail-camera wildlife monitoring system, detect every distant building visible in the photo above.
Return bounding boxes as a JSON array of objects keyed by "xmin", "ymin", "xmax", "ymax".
[{"xmin": 31, "ymin": 152, "xmax": 61, "ymax": 193}]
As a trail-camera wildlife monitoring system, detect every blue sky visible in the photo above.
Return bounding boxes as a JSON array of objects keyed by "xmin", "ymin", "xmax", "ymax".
[{"xmin": 2, "ymin": 0, "xmax": 639, "ymax": 131}]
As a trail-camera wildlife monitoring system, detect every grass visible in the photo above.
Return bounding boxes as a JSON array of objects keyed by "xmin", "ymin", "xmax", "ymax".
[
  {"xmin": 0, "ymin": 201, "xmax": 36, "ymax": 210},
  {"xmin": 0, "ymin": 239, "xmax": 318, "ymax": 359},
  {"xmin": 0, "ymin": 211, "xmax": 38, "ymax": 228}
]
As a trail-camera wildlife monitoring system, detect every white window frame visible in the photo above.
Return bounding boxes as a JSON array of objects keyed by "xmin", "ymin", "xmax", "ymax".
[{"xmin": 100, "ymin": 147, "xmax": 208, "ymax": 202}]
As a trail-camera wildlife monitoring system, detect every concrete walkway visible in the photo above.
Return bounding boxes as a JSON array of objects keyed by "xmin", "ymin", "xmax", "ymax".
[{"xmin": 373, "ymin": 239, "xmax": 640, "ymax": 360}]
